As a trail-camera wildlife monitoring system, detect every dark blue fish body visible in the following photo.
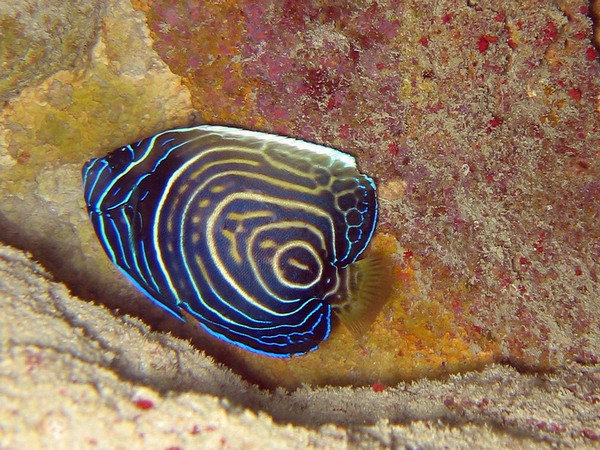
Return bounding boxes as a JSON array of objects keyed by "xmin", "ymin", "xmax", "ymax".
[{"xmin": 83, "ymin": 126, "xmax": 387, "ymax": 357}]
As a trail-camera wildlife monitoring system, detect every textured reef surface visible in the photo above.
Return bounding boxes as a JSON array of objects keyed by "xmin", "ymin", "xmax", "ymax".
[
  {"xmin": 1, "ymin": 0, "xmax": 599, "ymax": 389},
  {"xmin": 0, "ymin": 0, "xmax": 599, "ymax": 446},
  {"xmin": 0, "ymin": 1, "xmax": 105, "ymax": 101},
  {"xmin": 1, "ymin": 243, "xmax": 598, "ymax": 447},
  {"xmin": 125, "ymin": 0, "xmax": 599, "ymax": 387}
]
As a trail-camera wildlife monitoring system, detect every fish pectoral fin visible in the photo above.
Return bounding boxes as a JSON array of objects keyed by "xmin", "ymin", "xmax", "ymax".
[{"xmin": 333, "ymin": 253, "xmax": 393, "ymax": 338}]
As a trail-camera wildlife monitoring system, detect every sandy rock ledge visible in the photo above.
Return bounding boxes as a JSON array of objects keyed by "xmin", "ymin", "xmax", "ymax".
[{"xmin": 0, "ymin": 243, "xmax": 598, "ymax": 448}]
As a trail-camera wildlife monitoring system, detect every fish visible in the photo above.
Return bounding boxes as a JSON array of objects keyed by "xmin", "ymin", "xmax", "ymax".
[{"xmin": 82, "ymin": 125, "xmax": 391, "ymax": 357}]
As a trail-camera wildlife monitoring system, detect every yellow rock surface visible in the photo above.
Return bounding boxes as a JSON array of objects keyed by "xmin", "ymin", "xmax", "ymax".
[{"xmin": 222, "ymin": 233, "xmax": 496, "ymax": 389}]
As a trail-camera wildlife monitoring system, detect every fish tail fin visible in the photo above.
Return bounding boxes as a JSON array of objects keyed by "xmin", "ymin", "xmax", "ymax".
[{"xmin": 333, "ymin": 253, "xmax": 393, "ymax": 338}]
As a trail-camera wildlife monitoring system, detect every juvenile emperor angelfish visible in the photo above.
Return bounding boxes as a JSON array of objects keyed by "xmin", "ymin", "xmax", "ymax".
[{"xmin": 82, "ymin": 125, "xmax": 391, "ymax": 357}]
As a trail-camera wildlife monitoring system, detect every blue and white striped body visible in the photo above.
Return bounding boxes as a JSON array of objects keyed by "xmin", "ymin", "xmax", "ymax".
[{"xmin": 82, "ymin": 125, "xmax": 378, "ymax": 357}]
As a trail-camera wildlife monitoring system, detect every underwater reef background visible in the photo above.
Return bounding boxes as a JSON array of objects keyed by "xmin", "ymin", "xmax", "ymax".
[{"xmin": 0, "ymin": 0, "xmax": 598, "ymax": 446}]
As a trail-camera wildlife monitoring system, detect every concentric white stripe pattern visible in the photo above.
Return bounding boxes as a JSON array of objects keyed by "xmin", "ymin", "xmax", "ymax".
[{"xmin": 82, "ymin": 125, "xmax": 378, "ymax": 356}]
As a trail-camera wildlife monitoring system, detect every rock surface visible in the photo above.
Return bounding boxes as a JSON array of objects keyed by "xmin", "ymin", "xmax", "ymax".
[
  {"xmin": 0, "ymin": 0, "xmax": 106, "ymax": 101},
  {"xmin": 1, "ymin": 243, "xmax": 598, "ymax": 447},
  {"xmin": 0, "ymin": 0, "xmax": 599, "ymax": 445}
]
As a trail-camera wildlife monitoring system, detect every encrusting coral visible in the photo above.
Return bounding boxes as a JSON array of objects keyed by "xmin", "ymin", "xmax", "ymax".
[
  {"xmin": 0, "ymin": 0, "xmax": 598, "ymax": 390},
  {"xmin": 126, "ymin": 0, "xmax": 600, "ymax": 387}
]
